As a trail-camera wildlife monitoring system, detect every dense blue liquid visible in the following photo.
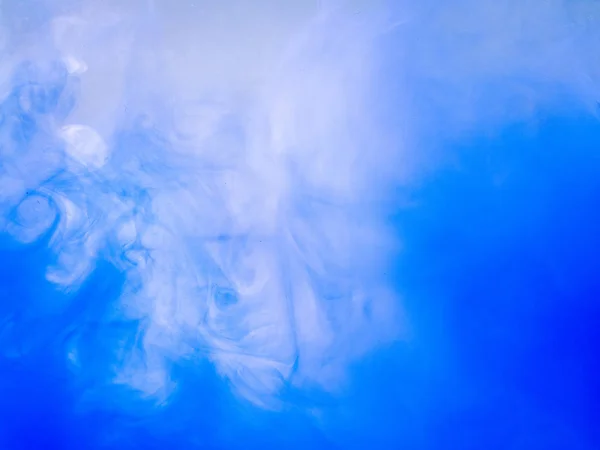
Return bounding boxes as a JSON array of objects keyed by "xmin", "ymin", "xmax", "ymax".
[{"xmin": 1, "ymin": 104, "xmax": 599, "ymax": 449}]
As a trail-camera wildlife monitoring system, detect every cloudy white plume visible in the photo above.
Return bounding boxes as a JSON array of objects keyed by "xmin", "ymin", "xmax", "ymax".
[{"xmin": 1, "ymin": 0, "xmax": 599, "ymax": 410}]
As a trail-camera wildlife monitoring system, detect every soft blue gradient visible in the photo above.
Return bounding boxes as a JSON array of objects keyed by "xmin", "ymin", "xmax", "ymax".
[{"xmin": 1, "ymin": 1, "xmax": 600, "ymax": 449}]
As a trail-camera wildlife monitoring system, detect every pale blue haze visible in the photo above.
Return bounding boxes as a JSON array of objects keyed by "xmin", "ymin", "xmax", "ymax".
[{"xmin": 0, "ymin": 1, "xmax": 598, "ymax": 449}]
